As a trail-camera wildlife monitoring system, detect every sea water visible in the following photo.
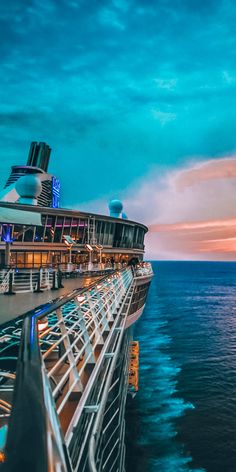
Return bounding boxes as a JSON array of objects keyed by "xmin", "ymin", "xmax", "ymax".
[{"xmin": 126, "ymin": 261, "xmax": 236, "ymax": 472}]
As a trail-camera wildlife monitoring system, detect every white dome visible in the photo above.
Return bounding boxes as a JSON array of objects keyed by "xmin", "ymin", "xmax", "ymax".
[
  {"xmin": 16, "ymin": 174, "xmax": 42, "ymax": 199},
  {"xmin": 109, "ymin": 199, "xmax": 123, "ymax": 213}
]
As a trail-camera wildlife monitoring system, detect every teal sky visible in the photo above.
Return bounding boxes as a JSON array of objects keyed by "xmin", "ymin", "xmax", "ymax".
[{"xmin": 1, "ymin": 0, "xmax": 236, "ymax": 207}]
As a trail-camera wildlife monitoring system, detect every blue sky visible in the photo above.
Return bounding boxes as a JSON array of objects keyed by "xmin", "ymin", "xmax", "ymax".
[{"xmin": 1, "ymin": 0, "xmax": 236, "ymax": 210}]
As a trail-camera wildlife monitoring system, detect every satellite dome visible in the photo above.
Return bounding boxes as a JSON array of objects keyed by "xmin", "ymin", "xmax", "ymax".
[
  {"xmin": 16, "ymin": 174, "xmax": 42, "ymax": 205},
  {"xmin": 108, "ymin": 199, "xmax": 123, "ymax": 217},
  {"xmin": 122, "ymin": 212, "xmax": 128, "ymax": 219}
]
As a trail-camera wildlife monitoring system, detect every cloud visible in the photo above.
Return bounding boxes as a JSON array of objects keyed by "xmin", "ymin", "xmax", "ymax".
[
  {"xmin": 77, "ymin": 155, "xmax": 236, "ymax": 260},
  {"xmin": 2, "ymin": 0, "xmax": 236, "ymax": 234},
  {"xmin": 154, "ymin": 78, "xmax": 177, "ymax": 91},
  {"xmin": 152, "ymin": 109, "xmax": 176, "ymax": 125},
  {"xmin": 122, "ymin": 156, "xmax": 236, "ymax": 260},
  {"xmin": 222, "ymin": 70, "xmax": 236, "ymax": 85},
  {"xmin": 98, "ymin": 7, "xmax": 125, "ymax": 30},
  {"xmin": 175, "ymin": 157, "xmax": 236, "ymax": 189}
]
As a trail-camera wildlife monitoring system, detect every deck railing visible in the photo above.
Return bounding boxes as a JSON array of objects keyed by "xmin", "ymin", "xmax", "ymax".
[
  {"xmin": 0, "ymin": 268, "xmax": 60, "ymax": 294},
  {"xmin": 134, "ymin": 262, "xmax": 153, "ymax": 277},
  {"xmin": 0, "ymin": 268, "xmax": 135, "ymax": 471}
]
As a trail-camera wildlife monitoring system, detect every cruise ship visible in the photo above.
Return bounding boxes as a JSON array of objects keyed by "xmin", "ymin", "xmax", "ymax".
[{"xmin": 0, "ymin": 142, "xmax": 153, "ymax": 471}]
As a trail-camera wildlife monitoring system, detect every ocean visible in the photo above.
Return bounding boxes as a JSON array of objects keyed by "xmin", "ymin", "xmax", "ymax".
[{"xmin": 126, "ymin": 261, "xmax": 236, "ymax": 472}]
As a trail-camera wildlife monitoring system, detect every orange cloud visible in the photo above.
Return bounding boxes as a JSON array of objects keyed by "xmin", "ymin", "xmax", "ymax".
[
  {"xmin": 175, "ymin": 157, "xmax": 236, "ymax": 190},
  {"xmin": 127, "ymin": 157, "xmax": 236, "ymax": 260},
  {"xmin": 80, "ymin": 156, "xmax": 236, "ymax": 260},
  {"xmin": 150, "ymin": 218, "xmax": 236, "ymax": 232}
]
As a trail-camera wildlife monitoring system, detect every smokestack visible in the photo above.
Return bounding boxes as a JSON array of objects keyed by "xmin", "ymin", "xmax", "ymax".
[{"xmin": 27, "ymin": 141, "xmax": 51, "ymax": 172}]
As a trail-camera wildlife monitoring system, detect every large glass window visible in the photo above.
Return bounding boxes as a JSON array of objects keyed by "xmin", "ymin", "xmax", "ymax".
[
  {"xmin": 77, "ymin": 219, "xmax": 87, "ymax": 244},
  {"xmin": 71, "ymin": 218, "xmax": 79, "ymax": 239},
  {"xmin": 26, "ymin": 253, "xmax": 33, "ymax": 267},
  {"xmin": 23, "ymin": 227, "xmax": 35, "ymax": 242},
  {"xmin": 42, "ymin": 253, "xmax": 48, "ymax": 266},
  {"xmin": 34, "ymin": 253, "xmax": 41, "ymax": 267},
  {"xmin": 34, "ymin": 224, "xmax": 44, "ymax": 242},
  {"xmin": 113, "ymin": 223, "xmax": 123, "ymax": 248},
  {"xmin": 63, "ymin": 217, "xmax": 72, "ymax": 236},
  {"xmin": 17, "ymin": 253, "xmax": 25, "ymax": 267},
  {"xmin": 44, "ymin": 215, "xmax": 56, "ymax": 242},
  {"xmin": 54, "ymin": 216, "xmax": 64, "ymax": 242},
  {"xmin": 13, "ymin": 225, "xmax": 23, "ymax": 242}
]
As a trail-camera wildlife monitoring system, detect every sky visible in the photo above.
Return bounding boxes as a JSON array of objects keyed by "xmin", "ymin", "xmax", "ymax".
[{"xmin": 1, "ymin": 0, "xmax": 236, "ymax": 260}]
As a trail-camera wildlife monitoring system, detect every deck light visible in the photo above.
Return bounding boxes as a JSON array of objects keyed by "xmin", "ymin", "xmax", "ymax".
[
  {"xmin": 38, "ymin": 318, "xmax": 48, "ymax": 332},
  {"xmin": 85, "ymin": 244, "xmax": 93, "ymax": 251}
]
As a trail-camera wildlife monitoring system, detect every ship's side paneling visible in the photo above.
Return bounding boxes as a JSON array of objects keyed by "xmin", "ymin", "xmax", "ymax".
[{"xmin": 125, "ymin": 275, "xmax": 152, "ymax": 328}]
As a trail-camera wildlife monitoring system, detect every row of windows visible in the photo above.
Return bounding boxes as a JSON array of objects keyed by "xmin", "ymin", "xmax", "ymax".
[
  {"xmin": 0, "ymin": 215, "xmax": 146, "ymax": 250},
  {"xmin": 5, "ymin": 251, "xmax": 142, "ymax": 268},
  {"xmin": 129, "ymin": 282, "xmax": 151, "ymax": 314}
]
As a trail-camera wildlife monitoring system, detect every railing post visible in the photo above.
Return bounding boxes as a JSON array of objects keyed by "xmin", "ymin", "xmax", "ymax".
[
  {"xmin": 34, "ymin": 268, "xmax": 43, "ymax": 293},
  {"xmin": 97, "ymin": 291, "xmax": 112, "ymax": 327},
  {"xmin": 86, "ymin": 293, "xmax": 105, "ymax": 345},
  {"xmin": 4, "ymin": 270, "xmax": 15, "ymax": 296},
  {"xmin": 51, "ymin": 270, "xmax": 58, "ymax": 291},
  {"xmin": 56, "ymin": 308, "xmax": 83, "ymax": 392},
  {"xmin": 46, "ymin": 269, "xmax": 50, "ymax": 290},
  {"xmin": 57, "ymin": 269, "xmax": 64, "ymax": 289},
  {"xmin": 30, "ymin": 269, "xmax": 33, "ymax": 292},
  {"xmin": 75, "ymin": 302, "xmax": 96, "ymax": 364}
]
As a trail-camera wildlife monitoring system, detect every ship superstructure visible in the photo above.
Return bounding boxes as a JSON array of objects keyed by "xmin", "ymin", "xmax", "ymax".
[
  {"xmin": 1, "ymin": 141, "xmax": 60, "ymax": 208},
  {"xmin": 0, "ymin": 143, "xmax": 153, "ymax": 471}
]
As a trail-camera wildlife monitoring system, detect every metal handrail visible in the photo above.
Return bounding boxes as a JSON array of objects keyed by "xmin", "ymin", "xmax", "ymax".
[
  {"xmin": 2, "ymin": 311, "xmax": 72, "ymax": 471},
  {"xmin": 87, "ymin": 282, "xmax": 135, "ymax": 472},
  {"xmin": 0, "ymin": 269, "xmax": 116, "ymax": 331},
  {"xmin": 0, "ymin": 268, "xmax": 134, "ymax": 471},
  {"xmin": 0, "ymin": 269, "xmax": 11, "ymax": 294},
  {"xmin": 3, "ymin": 316, "xmax": 49, "ymax": 471}
]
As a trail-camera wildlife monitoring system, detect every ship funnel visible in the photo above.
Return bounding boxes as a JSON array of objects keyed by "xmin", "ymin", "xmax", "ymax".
[{"xmin": 27, "ymin": 141, "xmax": 51, "ymax": 172}]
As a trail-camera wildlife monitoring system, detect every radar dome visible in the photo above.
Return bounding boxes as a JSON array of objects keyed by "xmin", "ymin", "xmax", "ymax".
[
  {"xmin": 108, "ymin": 199, "xmax": 123, "ymax": 218},
  {"xmin": 122, "ymin": 212, "xmax": 128, "ymax": 219},
  {"xmin": 16, "ymin": 174, "xmax": 42, "ymax": 205}
]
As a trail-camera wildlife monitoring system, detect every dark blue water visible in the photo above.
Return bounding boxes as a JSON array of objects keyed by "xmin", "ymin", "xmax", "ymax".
[{"xmin": 126, "ymin": 261, "xmax": 236, "ymax": 472}]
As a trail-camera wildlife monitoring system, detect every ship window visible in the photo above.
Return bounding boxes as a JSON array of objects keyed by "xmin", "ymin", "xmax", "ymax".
[
  {"xmin": 63, "ymin": 218, "xmax": 72, "ymax": 236},
  {"xmin": 103, "ymin": 222, "xmax": 110, "ymax": 245},
  {"xmin": 42, "ymin": 253, "xmax": 48, "ymax": 265},
  {"xmin": 77, "ymin": 219, "xmax": 87, "ymax": 244},
  {"xmin": 13, "ymin": 225, "xmax": 23, "ymax": 242},
  {"xmin": 108, "ymin": 223, "xmax": 114, "ymax": 245},
  {"xmin": 113, "ymin": 223, "xmax": 123, "ymax": 248},
  {"xmin": 10, "ymin": 252, "xmax": 17, "ymax": 266},
  {"xmin": 44, "ymin": 215, "xmax": 56, "ymax": 242},
  {"xmin": 71, "ymin": 218, "xmax": 79, "ymax": 239},
  {"xmin": 26, "ymin": 253, "xmax": 33, "ymax": 267},
  {"xmin": 95, "ymin": 220, "xmax": 101, "ymax": 243},
  {"xmin": 23, "ymin": 227, "xmax": 34, "ymax": 242},
  {"xmin": 34, "ymin": 253, "xmax": 41, "ymax": 267},
  {"xmin": 54, "ymin": 216, "xmax": 63, "ymax": 242},
  {"xmin": 54, "ymin": 216, "xmax": 64, "ymax": 242},
  {"xmin": 17, "ymin": 253, "xmax": 25, "ymax": 267},
  {"xmin": 34, "ymin": 226, "xmax": 44, "ymax": 242}
]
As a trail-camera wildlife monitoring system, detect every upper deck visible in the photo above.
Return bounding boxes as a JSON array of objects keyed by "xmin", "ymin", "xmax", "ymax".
[
  {"xmin": 0, "ymin": 142, "xmax": 149, "ymax": 270},
  {"xmin": 0, "ymin": 201, "xmax": 148, "ymax": 268}
]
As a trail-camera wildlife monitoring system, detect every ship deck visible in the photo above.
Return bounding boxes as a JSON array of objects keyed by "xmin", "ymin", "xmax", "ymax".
[{"xmin": 0, "ymin": 275, "xmax": 101, "ymax": 325}]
